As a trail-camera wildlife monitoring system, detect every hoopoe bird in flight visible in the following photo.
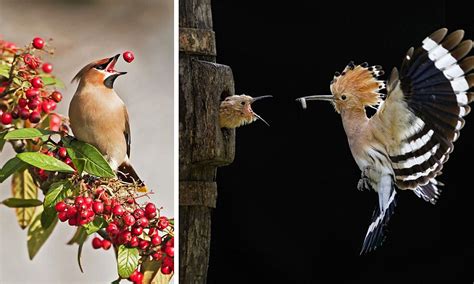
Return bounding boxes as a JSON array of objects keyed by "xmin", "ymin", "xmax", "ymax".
[
  {"xmin": 297, "ymin": 28, "xmax": 473, "ymax": 253},
  {"xmin": 219, "ymin": 95, "xmax": 272, "ymax": 128}
]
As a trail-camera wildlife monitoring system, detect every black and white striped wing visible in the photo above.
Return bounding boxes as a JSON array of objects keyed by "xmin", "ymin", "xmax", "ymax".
[{"xmin": 384, "ymin": 29, "xmax": 473, "ymax": 203}]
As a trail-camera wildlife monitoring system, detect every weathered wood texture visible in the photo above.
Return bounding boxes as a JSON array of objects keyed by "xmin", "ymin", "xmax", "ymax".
[{"xmin": 179, "ymin": 0, "xmax": 235, "ymax": 282}]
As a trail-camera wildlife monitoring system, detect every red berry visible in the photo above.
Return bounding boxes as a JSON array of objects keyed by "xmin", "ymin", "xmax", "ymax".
[
  {"xmin": 162, "ymin": 256, "xmax": 174, "ymax": 268},
  {"xmin": 131, "ymin": 226, "xmax": 143, "ymax": 236},
  {"xmin": 148, "ymin": 227, "xmax": 158, "ymax": 238},
  {"xmin": 58, "ymin": 211, "xmax": 68, "ymax": 222},
  {"xmin": 101, "ymin": 239, "xmax": 111, "ymax": 250},
  {"xmin": 64, "ymin": 157, "xmax": 73, "ymax": 166},
  {"xmin": 75, "ymin": 196, "xmax": 84, "ymax": 206},
  {"xmin": 122, "ymin": 51, "xmax": 134, "ymax": 63},
  {"xmin": 11, "ymin": 107, "xmax": 20, "ymax": 119},
  {"xmin": 136, "ymin": 217, "xmax": 149, "ymax": 228},
  {"xmin": 112, "ymin": 205, "xmax": 125, "ymax": 216},
  {"xmin": 68, "ymin": 217, "xmax": 77, "ymax": 226},
  {"xmin": 151, "ymin": 235, "xmax": 162, "ymax": 246},
  {"xmin": 92, "ymin": 201, "xmax": 104, "ymax": 214},
  {"xmin": 118, "ymin": 231, "xmax": 132, "ymax": 244},
  {"xmin": 123, "ymin": 214, "xmax": 136, "ymax": 226},
  {"xmin": 58, "ymin": 147, "xmax": 67, "ymax": 159},
  {"xmin": 1, "ymin": 112, "xmax": 12, "ymax": 125},
  {"xmin": 129, "ymin": 236, "xmax": 139, "ymax": 247},
  {"xmin": 28, "ymin": 99, "xmax": 40, "ymax": 110},
  {"xmin": 42, "ymin": 63, "xmax": 53, "ymax": 73},
  {"xmin": 55, "ymin": 201, "xmax": 67, "ymax": 212},
  {"xmin": 66, "ymin": 206, "xmax": 78, "ymax": 219},
  {"xmin": 51, "ymin": 91, "xmax": 62, "ymax": 102},
  {"xmin": 161, "ymin": 266, "xmax": 172, "ymax": 275},
  {"xmin": 18, "ymin": 98, "xmax": 27, "ymax": 107},
  {"xmin": 164, "ymin": 245, "xmax": 174, "ymax": 257},
  {"xmin": 146, "ymin": 211, "xmax": 157, "ymax": 220},
  {"xmin": 25, "ymin": 88, "xmax": 40, "ymax": 99},
  {"xmin": 41, "ymin": 100, "xmax": 53, "ymax": 113},
  {"xmin": 145, "ymin": 203, "xmax": 156, "ymax": 215},
  {"xmin": 129, "ymin": 270, "xmax": 139, "ymax": 282},
  {"xmin": 167, "ymin": 237, "xmax": 174, "ymax": 248},
  {"xmin": 152, "ymin": 251, "xmax": 163, "ymax": 261},
  {"xmin": 134, "ymin": 272, "xmax": 143, "ymax": 283},
  {"xmin": 32, "ymin": 37, "xmax": 45, "ymax": 49},
  {"xmin": 29, "ymin": 111, "xmax": 41, "ymax": 123},
  {"xmin": 49, "ymin": 100, "xmax": 57, "ymax": 111},
  {"xmin": 19, "ymin": 108, "xmax": 30, "ymax": 120},
  {"xmin": 157, "ymin": 217, "xmax": 169, "ymax": 230},
  {"xmin": 84, "ymin": 197, "xmax": 93, "ymax": 206},
  {"xmin": 30, "ymin": 77, "xmax": 43, "ymax": 88},
  {"xmin": 92, "ymin": 237, "xmax": 102, "ymax": 249},
  {"xmin": 138, "ymin": 239, "xmax": 149, "ymax": 250},
  {"xmin": 133, "ymin": 208, "xmax": 145, "ymax": 219},
  {"xmin": 106, "ymin": 223, "xmax": 119, "ymax": 234}
]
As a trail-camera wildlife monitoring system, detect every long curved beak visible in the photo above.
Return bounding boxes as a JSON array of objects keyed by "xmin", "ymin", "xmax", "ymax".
[
  {"xmin": 296, "ymin": 95, "xmax": 333, "ymax": 109},
  {"xmin": 254, "ymin": 112, "xmax": 270, "ymax": 127},
  {"xmin": 251, "ymin": 95, "xmax": 273, "ymax": 103}
]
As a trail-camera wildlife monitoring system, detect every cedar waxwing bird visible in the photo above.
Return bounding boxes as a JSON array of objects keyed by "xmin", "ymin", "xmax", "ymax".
[
  {"xmin": 69, "ymin": 54, "xmax": 146, "ymax": 190},
  {"xmin": 219, "ymin": 94, "xmax": 272, "ymax": 128},
  {"xmin": 297, "ymin": 28, "xmax": 474, "ymax": 254}
]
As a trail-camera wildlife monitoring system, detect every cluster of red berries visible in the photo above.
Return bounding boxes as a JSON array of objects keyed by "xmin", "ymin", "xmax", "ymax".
[
  {"xmin": 0, "ymin": 36, "xmax": 61, "ymax": 126},
  {"xmin": 55, "ymin": 196, "xmax": 97, "ymax": 226},
  {"xmin": 54, "ymin": 186, "xmax": 174, "ymax": 277}
]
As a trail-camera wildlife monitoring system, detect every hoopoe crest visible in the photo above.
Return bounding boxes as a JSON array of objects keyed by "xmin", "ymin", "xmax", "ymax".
[{"xmin": 297, "ymin": 28, "xmax": 473, "ymax": 254}]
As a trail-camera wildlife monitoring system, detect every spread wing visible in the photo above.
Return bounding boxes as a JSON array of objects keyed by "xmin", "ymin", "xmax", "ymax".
[
  {"xmin": 124, "ymin": 106, "xmax": 131, "ymax": 158},
  {"xmin": 375, "ymin": 28, "xmax": 473, "ymax": 203}
]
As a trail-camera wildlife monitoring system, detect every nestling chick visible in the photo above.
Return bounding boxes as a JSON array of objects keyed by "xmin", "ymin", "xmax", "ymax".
[{"xmin": 219, "ymin": 94, "xmax": 272, "ymax": 128}]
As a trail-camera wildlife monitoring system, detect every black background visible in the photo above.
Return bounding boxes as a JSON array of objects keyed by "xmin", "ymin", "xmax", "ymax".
[{"xmin": 208, "ymin": 1, "xmax": 474, "ymax": 283}]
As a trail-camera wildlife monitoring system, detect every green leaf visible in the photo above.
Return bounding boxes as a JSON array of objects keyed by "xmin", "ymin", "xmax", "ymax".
[
  {"xmin": 65, "ymin": 139, "xmax": 115, "ymax": 178},
  {"xmin": 2, "ymin": 198, "xmax": 42, "ymax": 207},
  {"xmin": 0, "ymin": 63, "xmax": 9, "ymax": 78},
  {"xmin": 82, "ymin": 216, "xmax": 106, "ymax": 235},
  {"xmin": 67, "ymin": 227, "xmax": 88, "ymax": 245},
  {"xmin": 4, "ymin": 128, "xmax": 53, "ymax": 140},
  {"xmin": 11, "ymin": 169, "xmax": 38, "ymax": 229},
  {"xmin": 43, "ymin": 180, "xmax": 72, "ymax": 208},
  {"xmin": 41, "ymin": 76, "xmax": 65, "ymax": 88},
  {"xmin": 117, "ymin": 245, "xmax": 139, "ymax": 278},
  {"xmin": 41, "ymin": 207, "xmax": 57, "ymax": 229},
  {"xmin": 27, "ymin": 208, "xmax": 58, "ymax": 260},
  {"xmin": 0, "ymin": 157, "xmax": 28, "ymax": 183},
  {"xmin": 67, "ymin": 148, "xmax": 85, "ymax": 175},
  {"xmin": 17, "ymin": 152, "xmax": 74, "ymax": 173},
  {"xmin": 42, "ymin": 180, "xmax": 71, "ymax": 228},
  {"xmin": 77, "ymin": 241, "xmax": 85, "ymax": 273}
]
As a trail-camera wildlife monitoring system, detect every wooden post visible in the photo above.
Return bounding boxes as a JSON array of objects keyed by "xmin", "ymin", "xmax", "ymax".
[{"xmin": 179, "ymin": 0, "xmax": 235, "ymax": 282}]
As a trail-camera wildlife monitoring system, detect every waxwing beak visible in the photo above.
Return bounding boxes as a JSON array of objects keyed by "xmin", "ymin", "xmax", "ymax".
[
  {"xmin": 296, "ymin": 95, "xmax": 334, "ymax": 109},
  {"xmin": 106, "ymin": 54, "xmax": 127, "ymax": 75}
]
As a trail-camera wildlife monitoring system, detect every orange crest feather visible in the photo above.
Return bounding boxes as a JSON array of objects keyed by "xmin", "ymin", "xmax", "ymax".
[{"xmin": 330, "ymin": 62, "xmax": 386, "ymax": 107}]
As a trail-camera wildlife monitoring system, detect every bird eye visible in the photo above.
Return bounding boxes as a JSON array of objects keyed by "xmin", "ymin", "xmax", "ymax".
[
  {"xmin": 95, "ymin": 63, "xmax": 107, "ymax": 70},
  {"xmin": 341, "ymin": 95, "xmax": 347, "ymax": 100},
  {"xmin": 241, "ymin": 101, "xmax": 245, "ymax": 105}
]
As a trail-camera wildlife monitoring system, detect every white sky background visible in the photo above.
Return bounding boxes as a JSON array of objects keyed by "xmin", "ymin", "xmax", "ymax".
[{"xmin": 0, "ymin": 0, "xmax": 174, "ymax": 283}]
